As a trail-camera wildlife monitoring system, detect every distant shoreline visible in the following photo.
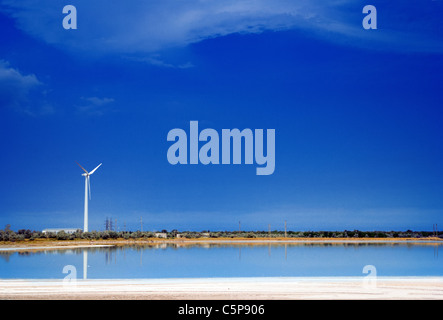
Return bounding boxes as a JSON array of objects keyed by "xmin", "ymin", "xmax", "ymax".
[{"xmin": 0, "ymin": 237, "xmax": 441, "ymax": 252}]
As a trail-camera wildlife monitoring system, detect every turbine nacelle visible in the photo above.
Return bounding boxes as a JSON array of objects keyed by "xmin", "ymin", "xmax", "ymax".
[{"xmin": 76, "ymin": 161, "xmax": 102, "ymax": 176}]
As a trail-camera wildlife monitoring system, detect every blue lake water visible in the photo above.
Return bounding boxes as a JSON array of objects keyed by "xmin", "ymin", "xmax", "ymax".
[{"xmin": 0, "ymin": 242, "xmax": 442, "ymax": 279}]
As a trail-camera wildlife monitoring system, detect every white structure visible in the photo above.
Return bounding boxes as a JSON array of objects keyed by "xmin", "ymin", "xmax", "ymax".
[
  {"xmin": 42, "ymin": 228, "xmax": 80, "ymax": 234},
  {"xmin": 76, "ymin": 162, "xmax": 102, "ymax": 232},
  {"xmin": 154, "ymin": 232, "xmax": 167, "ymax": 238}
]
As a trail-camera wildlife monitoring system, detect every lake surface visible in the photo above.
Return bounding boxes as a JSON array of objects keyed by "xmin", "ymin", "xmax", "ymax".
[{"xmin": 0, "ymin": 242, "xmax": 442, "ymax": 279}]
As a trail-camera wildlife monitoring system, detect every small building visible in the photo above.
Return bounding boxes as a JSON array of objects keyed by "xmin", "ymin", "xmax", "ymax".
[
  {"xmin": 42, "ymin": 228, "xmax": 80, "ymax": 235},
  {"xmin": 154, "ymin": 232, "xmax": 167, "ymax": 238}
]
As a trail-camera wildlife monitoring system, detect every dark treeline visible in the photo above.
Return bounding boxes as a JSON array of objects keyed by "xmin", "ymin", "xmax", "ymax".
[
  {"xmin": 177, "ymin": 230, "xmax": 442, "ymax": 239},
  {"xmin": 0, "ymin": 224, "xmax": 442, "ymax": 242}
]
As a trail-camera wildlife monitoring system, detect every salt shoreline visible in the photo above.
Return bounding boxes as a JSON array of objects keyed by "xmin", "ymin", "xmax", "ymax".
[{"xmin": 1, "ymin": 277, "xmax": 442, "ymax": 300}]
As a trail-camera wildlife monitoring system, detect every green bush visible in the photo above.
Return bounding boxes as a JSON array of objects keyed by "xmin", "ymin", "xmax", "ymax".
[{"xmin": 56, "ymin": 231, "xmax": 69, "ymax": 240}]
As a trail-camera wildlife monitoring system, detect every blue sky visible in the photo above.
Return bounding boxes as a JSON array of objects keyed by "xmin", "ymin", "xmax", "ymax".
[{"xmin": 0, "ymin": 0, "xmax": 442, "ymax": 232}]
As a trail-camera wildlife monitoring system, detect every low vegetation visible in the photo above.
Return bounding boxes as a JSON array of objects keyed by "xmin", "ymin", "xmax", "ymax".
[{"xmin": 0, "ymin": 224, "xmax": 441, "ymax": 242}]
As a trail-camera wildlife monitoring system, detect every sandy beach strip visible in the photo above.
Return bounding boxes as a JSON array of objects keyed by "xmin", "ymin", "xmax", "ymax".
[{"xmin": 1, "ymin": 277, "xmax": 442, "ymax": 300}]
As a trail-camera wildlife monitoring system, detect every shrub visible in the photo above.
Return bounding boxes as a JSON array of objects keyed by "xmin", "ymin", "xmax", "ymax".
[{"xmin": 56, "ymin": 231, "xmax": 69, "ymax": 240}]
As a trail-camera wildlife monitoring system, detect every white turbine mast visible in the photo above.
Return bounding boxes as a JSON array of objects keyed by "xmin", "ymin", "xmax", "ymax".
[{"xmin": 76, "ymin": 162, "xmax": 102, "ymax": 233}]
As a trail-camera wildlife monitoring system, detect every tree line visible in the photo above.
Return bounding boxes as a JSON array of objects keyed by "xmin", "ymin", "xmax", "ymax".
[{"xmin": 0, "ymin": 224, "xmax": 441, "ymax": 242}]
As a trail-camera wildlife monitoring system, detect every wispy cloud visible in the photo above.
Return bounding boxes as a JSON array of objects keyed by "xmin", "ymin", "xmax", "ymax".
[
  {"xmin": 77, "ymin": 96, "xmax": 115, "ymax": 116},
  {"xmin": 127, "ymin": 55, "xmax": 194, "ymax": 69},
  {"xmin": 0, "ymin": 0, "xmax": 443, "ymax": 58},
  {"xmin": 0, "ymin": 60, "xmax": 53, "ymax": 115},
  {"xmin": 1, "ymin": 0, "xmax": 442, "ymax": 57}
]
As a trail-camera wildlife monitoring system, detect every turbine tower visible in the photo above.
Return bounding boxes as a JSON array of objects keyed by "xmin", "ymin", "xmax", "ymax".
[{"xmin": 76, "ymin": 162, "xmax": 102, "ymax": 232}]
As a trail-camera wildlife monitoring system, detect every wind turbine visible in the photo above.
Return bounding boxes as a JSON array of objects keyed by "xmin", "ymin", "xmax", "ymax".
[{"xmin": 76, "ymin": 162, "xmax": 102, "ymax": 232}]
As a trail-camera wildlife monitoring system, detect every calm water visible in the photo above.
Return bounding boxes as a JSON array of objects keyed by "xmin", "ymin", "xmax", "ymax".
[{"xmin": 0, "ymin": 242, "xmax": 442, "ymax": 279}]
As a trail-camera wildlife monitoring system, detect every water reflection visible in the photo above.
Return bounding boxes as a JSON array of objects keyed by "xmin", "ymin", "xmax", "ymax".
[
  {"xmin": 0, "ymin": 242, "xmax": 442, "ymax": 279},
  {"xmin": 83, "ymin": 251, "xmax": 87, "ymax": 280}
]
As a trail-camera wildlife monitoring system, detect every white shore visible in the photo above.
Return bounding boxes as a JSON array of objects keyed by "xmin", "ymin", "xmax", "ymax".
[{"xmin": 1, "ymin": 277, "xmax": 442, "ymax": 300}]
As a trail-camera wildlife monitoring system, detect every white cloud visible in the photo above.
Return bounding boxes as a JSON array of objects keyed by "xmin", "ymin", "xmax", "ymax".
[
  {"xmin": 84, "ymin": 97, "xmax": 115, "ymax": 106},
  {"xmin": 0, "ymin": 0, "xmax": 369, "ymax": 53},
  {"xmin": 127, "ymin": 55, "xmax": 194, "ymax": 69},
  {"xmin": 0, "ymin": 60, "xmax": 41, "ymax": 103},
  {"xmin": 0, "ymin": 60, "xmax": 52, "ymax": 115},
  {"xmin": 1, "ymin": 0, "xmax": 442, "ymax": 57},
  {"xmin": 77, "ymin": 96, "xmax": 115, "ymax": 116}
]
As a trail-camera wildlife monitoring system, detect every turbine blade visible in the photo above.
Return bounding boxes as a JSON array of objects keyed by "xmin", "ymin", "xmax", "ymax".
[
  {"xmin": 89, "ymin": 163, "xmax": 102, "ymax": 175},
  {"xmin": 88, "ymin": 176, "xmax": 91, "ymax": 200},
  {"xmin": 76, "ymin": 161, "xmax": 89, "ymax": 174}
]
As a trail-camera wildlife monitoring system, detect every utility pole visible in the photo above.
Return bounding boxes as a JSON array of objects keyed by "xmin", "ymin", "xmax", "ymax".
[
  {"xmin": 268, "ymin": 224, "xmax": 271, "ymax": 238},
  {"xmin": 239, "ymin": 221, "xmax": 241, "ymax": 232},
  {"xmin": 140, "ymin": 216, "xmax": 143, "ymax": 232},
  {"xmin": 285, "ymin": 220, "xmax": 287, "ymax": 238}
]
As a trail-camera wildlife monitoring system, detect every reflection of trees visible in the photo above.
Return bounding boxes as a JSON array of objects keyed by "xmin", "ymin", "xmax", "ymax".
[
  {"xmin": 0, "ymin": 251, "xmax": 13, "ymax": 262},
  {"xmin": 115, "ymin": 242, "xmax": 437, "ymax": 250},
  {"xmin": 0, "ymin": 241, "xmax": 440, "ymax": 263}
]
